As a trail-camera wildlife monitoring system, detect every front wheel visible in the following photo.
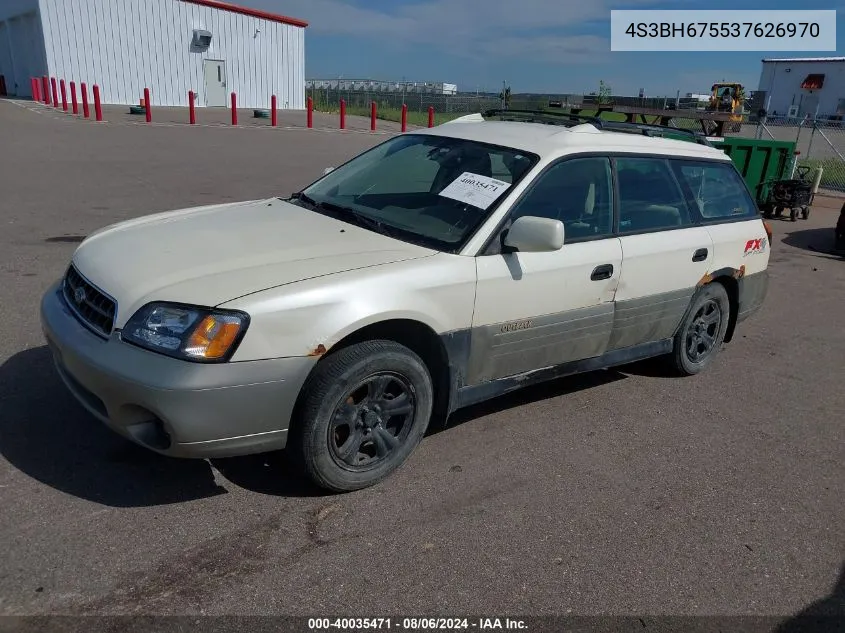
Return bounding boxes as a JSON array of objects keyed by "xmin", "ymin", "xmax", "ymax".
[
  {"xmin": 288, "ymin": 340, "xmax": 434, "ymax": 492},
  {"xmin": 667, "ymin": 283, "xmax": 731, "ymax": 376}
]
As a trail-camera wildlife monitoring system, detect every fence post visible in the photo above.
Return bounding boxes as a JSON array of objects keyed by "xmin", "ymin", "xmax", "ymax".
[
  {"xmin": 307, "ymin": 96, "xmax": 313, "ymax": 128},
  {"xmin": 41, "ymin": 76, "xmax": 49, "ymax": 103},
  {"xmin": 188, "ymin": 90, "xmax": 195, "ymax": 124},
  {"xmin": 69, "ymin": 81, "xmax": 78, "ymax": 114},
  {"xmin": 370, "ymin": 101, "xmax": 377, "ymax": 131},
  {"xmin": 144, "ymin": 87, "xmax": 151, "ymax": 122},
  {"xmin": 271, "ymin": 94, "xmax": 277, "ymax": 127},
  {"xmin": 428, "ymin": 106, "xmax": 434, "ymax": 128},
  {"xmin": 340, "ymin": 99, "xmax": 346, "ymax": 130},
  {"xmin": 230, "ymin": 92, "xmax": 237, "ymax": 125},
  {"xmin": 806, "ymin": 121, "xmax": 817, "ymax": 160},
  {"xmin": 31, "ymin": 78, "xmax": 39, "ymax": 102},
  {"xmin": 401, "ymin": 104, "xmax": 407, "ymax": 133},
  {"xmin": 81, "ymin": 82, "xmax": 90, "ymax": 118},
  {"xmin": 60, "ymin": 79, "xmax": 68, "ymax": 111},
  {"xmin": 93, "ymin": 84, "xmax": 102, "ymax": 121},
  {"xmin": 51, "ymin": 77, "xmax": 58, "ymax": 107}
]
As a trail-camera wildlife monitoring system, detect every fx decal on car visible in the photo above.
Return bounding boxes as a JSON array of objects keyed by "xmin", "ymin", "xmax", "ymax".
[{"xmin": 743, "ymin": 238, "xmax": 767, "ymax": 256}]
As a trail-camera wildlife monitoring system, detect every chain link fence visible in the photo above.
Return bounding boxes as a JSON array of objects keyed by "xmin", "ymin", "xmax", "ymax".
[
  {"xmin": 304, "ymin": 85, "xmax": 845, "ymax": 193},
  {"xmin": 745, "ymin": 116, "xmax": 845, "ymax": 194}
]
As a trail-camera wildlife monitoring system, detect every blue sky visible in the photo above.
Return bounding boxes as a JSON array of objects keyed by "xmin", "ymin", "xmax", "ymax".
[{"xmin": 252, "ymin": 0, "xmax": 843, "ymax": 96}]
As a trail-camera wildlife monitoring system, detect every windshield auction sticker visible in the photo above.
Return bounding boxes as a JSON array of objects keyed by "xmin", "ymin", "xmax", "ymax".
[{"xmin": 439, "ymin": 172, "xmax": 511, "ymax": 209}]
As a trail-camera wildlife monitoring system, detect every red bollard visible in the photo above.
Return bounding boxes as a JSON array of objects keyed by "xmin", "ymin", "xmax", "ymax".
[
  {"xmin": 31, "ymin": 78, "xmax": 40, "ymax": 102},
  {"xmin": 60, "ymin": 79, "xmax": 68, "ymax": 111},
  {"xmin": 307, "ymin": 96, "xmax": 313, "ymax": 128},
  {"xmin": 428, "ymin": 106, "xmax": 434, "ymax": 128},
  {"xmin": 81, "ymin": 82, "xmax": 90, "ymax": 118},
  {"xmin": 41, "ymin": 76, "xmax": 49, "ymax": 103},
  {"xmin": 0, "ymin": 75, "xmax": 6, "ymax": 96},
  {"xmin": 339, "ymin": 99, "xmax": 346, "ymax": 130},
  {"xmin": 188, "ymin": 91, "xmax": 195, "ymax": 124},
  {"xmin": 271, "ymin": 94, "xmax": 277, "ymax": 127},
  {"xmin": 70, "ymin": 81, "xmax": 78, "ymax": 114},
  {"xmin": 370, "ymin": 101, "xmax": 377, "ymax": 131},
  {"xmin": 93, "ymin": 84, "xmax": 102, "ymax": 121},
  {"xmin": 230, "ymin": 92, "xmax": 237, "ymax": 125},
  {"xmin": 401, "ymin": 104, "xmax": 407, "ymax": 133},
  {"xmin": 50, "ymin": 78, "xmax": 59, "ymax": 107},
  {"xmin": 144, "ymin": 88, "xmax": 151, "ymax": 122}
]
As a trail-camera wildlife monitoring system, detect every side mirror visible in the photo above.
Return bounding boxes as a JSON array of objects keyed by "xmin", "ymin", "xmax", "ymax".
[
  {"xmin": 503, "ymin": 216, "xmax": 564, "ymax": 253},
  {"xmin": 324, "ymin": 167, "xmax": 335, "ymax": 175}
]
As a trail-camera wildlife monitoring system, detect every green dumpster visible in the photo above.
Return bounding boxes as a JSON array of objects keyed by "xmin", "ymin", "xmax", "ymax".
[{"xmin": 710, "ymin": 136, "xmax": 796, "ymax": 197}]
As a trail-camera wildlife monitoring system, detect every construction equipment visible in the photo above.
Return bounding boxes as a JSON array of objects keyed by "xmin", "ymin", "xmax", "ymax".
[{"xmin": 707, "ymin": 83, "xmax": 744, "ymax": 130}]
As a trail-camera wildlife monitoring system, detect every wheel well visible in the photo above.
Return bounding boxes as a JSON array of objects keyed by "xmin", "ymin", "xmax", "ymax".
[
  {"xmin": 321, "ymin": 319, "xmax": 452, "ymax": 429},
  {"xmin": 709, "ymin": 275, "xmax": 739, "ymax": 343}
]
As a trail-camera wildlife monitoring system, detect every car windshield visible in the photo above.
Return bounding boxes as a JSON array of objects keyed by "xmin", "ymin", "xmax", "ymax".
[{"xmin": 294, "ymin": 133, "xmax": 537, "ymax": 251}]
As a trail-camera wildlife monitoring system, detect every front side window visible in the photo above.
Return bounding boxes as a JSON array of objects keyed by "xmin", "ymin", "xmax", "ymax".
[
  {"xmin": 295, "ymin": 134, "xmax": 537, "ymax": 251},
  {"xmin": 506, "ymin": 157, "xmax": 614, "ymax": 242},
  {"xmin": 671, "ymin": 160, "xmax": 758, "ymax": 220},
  {"xmin": 616, "ymin": 157, "xmax": 693, "ymax": 233}
]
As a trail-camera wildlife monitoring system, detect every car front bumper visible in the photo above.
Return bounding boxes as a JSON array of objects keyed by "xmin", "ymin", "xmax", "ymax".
[{"xmin": 39, "ymin": 281, "xmax": 317, "ymax": 458}]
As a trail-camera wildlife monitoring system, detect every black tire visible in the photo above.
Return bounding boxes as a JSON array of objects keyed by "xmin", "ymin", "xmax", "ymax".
[
  {"xmin": 668, "ymin": 283, "xmax": 731, "ymax": 376},
  {"xmin": 802, "ymin": 207, "xmax": 810, "ymax": 220},
  {"xmin": 288, "ymin": 340, "xmax": 434, "ymax": 492},
  {"xmin": 790, "ymin": 208, "xmax": 798, "ymax": 222}
]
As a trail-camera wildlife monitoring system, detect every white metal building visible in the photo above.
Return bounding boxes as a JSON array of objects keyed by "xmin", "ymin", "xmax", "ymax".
[
  {"xmin": 757, "ymin": 57, "xmax": 845, "ymax": 119},
  {"xmin": 0, "ymin": 0, "xmax": 307, "ymax": 109}
]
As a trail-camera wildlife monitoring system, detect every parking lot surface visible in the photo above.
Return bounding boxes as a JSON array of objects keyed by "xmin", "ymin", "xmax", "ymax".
[{"xmin": 0, "ymin": 99, "xmax": 843, "ymax": 625}]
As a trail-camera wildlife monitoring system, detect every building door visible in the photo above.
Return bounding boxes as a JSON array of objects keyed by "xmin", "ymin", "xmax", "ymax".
[
  {"xmin": 203, "ymin": 60, "xmax": 227, "ymax": 106},
  {"xmin": 801, "ymin": 94, "xmax": 819, "ymax": 119}
]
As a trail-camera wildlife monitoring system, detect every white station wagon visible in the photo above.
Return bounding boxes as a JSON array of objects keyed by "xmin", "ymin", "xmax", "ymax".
[{"xmin": 40, "ymin": 110, "xmax": 772, "ymax": 492}]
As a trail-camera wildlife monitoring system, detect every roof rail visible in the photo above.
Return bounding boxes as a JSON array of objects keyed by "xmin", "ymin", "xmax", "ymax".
[
  {"xmin": 482, "ymin": 108, "xmax": 604, "ymax": 129},
  {"xmin": 598, "ymin": 121, "xmax": 714, "ymax": 146},
  {"xmin": 481, "ymin": 109, "xmax": 713, "ymax": 146}
]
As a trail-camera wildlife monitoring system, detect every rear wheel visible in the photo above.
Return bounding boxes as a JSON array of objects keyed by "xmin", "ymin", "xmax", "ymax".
[
  {"xmin": 802, "ymin": 206, "xmax": 810, "ymax": 220},
  {"xmin": 790, "ymin": 208, "xmax": 799, "ymax": 222},
  {"xmin": 288, "ymin": 340, "xmax": 434, "ymax": 492},
  {"xmin": 668, "ymin": 283, "xmax": 730, "ymax": 376}
]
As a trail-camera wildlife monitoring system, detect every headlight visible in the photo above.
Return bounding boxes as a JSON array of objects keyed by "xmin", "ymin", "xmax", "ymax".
[{"xmin": 121, "ymin": 302, "xmax": 249, "ymax": 362}]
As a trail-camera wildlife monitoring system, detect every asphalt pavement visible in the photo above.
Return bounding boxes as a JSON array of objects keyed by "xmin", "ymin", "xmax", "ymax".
[{"xmin": 0, "ymin": 98, "xmax": 843, "ymax": 629}]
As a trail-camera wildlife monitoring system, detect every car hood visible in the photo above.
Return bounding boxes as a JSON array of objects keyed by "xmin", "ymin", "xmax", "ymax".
[{"xmin": 70, "ymin": 197, "xmax": 436, "ymax": 327}]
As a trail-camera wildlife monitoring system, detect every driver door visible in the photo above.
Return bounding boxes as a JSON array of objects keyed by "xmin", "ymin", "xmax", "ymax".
[{"xmin": 466, "ymin": 156, "xmax": 623, "ymax": 385}]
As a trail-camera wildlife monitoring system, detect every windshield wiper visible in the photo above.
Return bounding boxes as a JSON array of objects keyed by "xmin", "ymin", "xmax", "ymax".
[{"xmin": 290, "ymin": 192, "xmax": 393, "ymax": 236}]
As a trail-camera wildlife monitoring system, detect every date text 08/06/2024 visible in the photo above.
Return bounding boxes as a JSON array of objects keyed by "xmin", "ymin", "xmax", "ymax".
[{"xmin": 307, "ymin": 617, "xmax": 528, "ymax": 630}]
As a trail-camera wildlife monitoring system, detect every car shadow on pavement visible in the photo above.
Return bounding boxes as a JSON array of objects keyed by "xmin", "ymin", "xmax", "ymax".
[
  {"xmin": 781, "ymin": 227, "xmax": 845, "ymax": 259},
  {"xmin": 0, "ymin": 346, "xmax": 320, "ymax": 506},
  {"xmin": 773, "ymin": 561, "xmax": 845, "ymax": 632}
]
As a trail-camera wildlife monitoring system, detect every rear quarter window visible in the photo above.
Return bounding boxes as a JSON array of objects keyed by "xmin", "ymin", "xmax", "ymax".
[{"xmin": 671, "ymin": 160, "xmax": 758, "ymax": 220}]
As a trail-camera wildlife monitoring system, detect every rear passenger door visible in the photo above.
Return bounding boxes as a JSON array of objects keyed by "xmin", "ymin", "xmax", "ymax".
[{"xmin": 608, "ymin": 156, "xmax": 714, "ymax": 351}]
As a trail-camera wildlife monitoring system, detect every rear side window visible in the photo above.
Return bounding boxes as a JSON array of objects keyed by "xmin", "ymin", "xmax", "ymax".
[
  {"xmin": 671, "ymin": 160, "xmax": 758, "ymax": 219},
  {"xmin": 615, "ymin": 157, "xmax": 693, "ymax": 232}
]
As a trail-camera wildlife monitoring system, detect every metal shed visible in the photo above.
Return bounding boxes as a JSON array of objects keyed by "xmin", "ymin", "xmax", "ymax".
[{"xmin": 0, "ymin": 0, "xmax": 307, "ymax": 109}]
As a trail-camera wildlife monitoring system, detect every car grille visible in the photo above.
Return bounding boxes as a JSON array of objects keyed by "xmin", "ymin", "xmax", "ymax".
[{"xmin": 62, "ymin": 265, "xmax": 116, "ymax": 337}]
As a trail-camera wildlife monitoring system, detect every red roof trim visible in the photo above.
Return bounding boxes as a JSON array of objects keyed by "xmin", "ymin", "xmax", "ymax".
[{"xmin": 180, "ymin": 0, "xmax": 308, "ymax": 28}]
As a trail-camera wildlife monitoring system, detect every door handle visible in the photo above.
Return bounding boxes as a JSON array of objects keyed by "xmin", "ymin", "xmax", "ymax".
[
  {"xmin": 692, "ymin": 248, "xmax": 708, "ymax": 262},
  {"xmin": 591, "ymin": 264, "xmax": 614, "ymax": 281}
]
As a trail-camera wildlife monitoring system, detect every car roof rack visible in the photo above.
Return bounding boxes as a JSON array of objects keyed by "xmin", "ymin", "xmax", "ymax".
[
  {"xmin": 482, "ymin": 108, "xmax": 605, "ymax": 128},
  {"xmin": 599, "ymin": 120, "xmax": 714, "ymax": 146},
  {"xmin": 481, "ymin": 109, "xmax": 713, "ymax": 146}
]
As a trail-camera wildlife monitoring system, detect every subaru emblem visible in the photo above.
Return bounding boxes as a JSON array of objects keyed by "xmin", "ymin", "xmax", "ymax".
[{"xmin": 73, "ymin": 287, "xmax": 86, "ymax": 304}]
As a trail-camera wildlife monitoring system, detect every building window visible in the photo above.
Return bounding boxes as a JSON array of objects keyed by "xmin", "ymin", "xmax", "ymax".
[{"xmin": 801, "ymin": 74, "xmax": 825, "ymax": 90}]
